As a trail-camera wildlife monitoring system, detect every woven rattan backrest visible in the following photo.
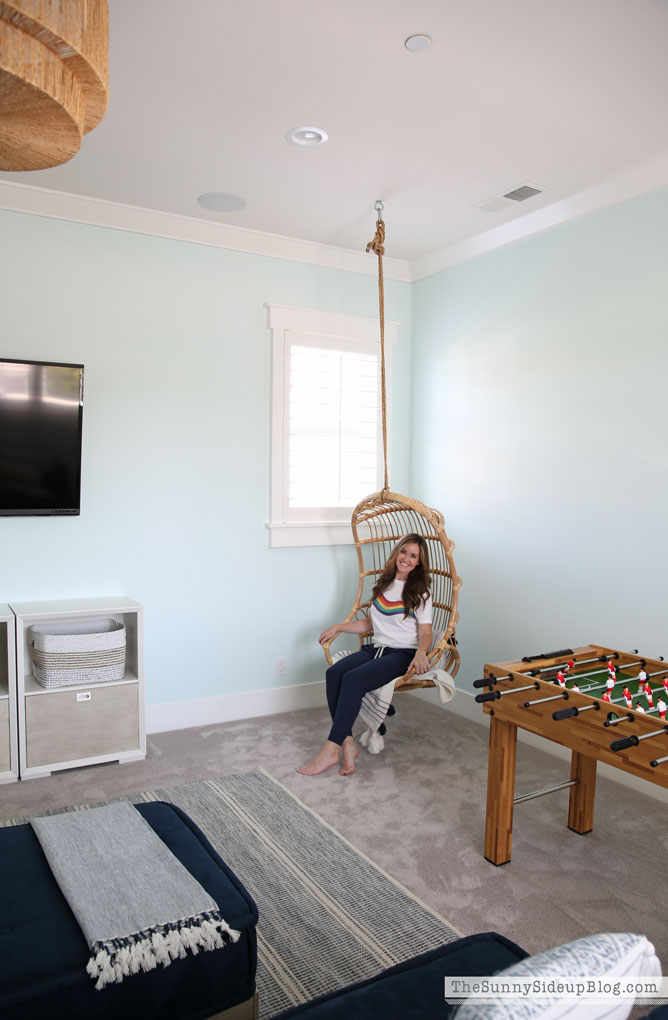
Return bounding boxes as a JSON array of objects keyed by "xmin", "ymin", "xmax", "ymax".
[{"xmin": 350, "ymin": 490, "xmax": 461, "ymax": 647}]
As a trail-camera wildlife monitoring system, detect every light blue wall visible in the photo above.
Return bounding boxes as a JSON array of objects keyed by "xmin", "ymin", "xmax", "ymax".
[
  {"xmin": 411, "ymin": 186, "xmax": 668, "ymax": 691},
  {"xmin": 0, "ymin": 210, "xmax": 412, "ymax": 706},
  {"xmin": 5, "ymin": 186, "xmax": 667, "ymax": 708}
]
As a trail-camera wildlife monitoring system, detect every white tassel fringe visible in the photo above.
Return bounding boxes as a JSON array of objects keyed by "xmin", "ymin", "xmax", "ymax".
[
  {"xmin": 86, "ymin": 913, "xmax": 240, "ymax": 990},
  {"xmin": 359, "ymin": 728, "xmax": 385, "ymax": 754}
]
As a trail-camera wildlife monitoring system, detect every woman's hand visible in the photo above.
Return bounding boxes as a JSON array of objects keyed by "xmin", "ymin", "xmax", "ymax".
[
  {"xmin": 319, "ymin": 619, "xmax": 372, "ymax": 645},
  {"xmin": 411, "ymin": 623, "xmax": 432, "ymax": 675},
  {"xmin": 409, "ymin": 651, "xmax": 430, "ymax": 675},
  {"xmin": 318, "ymin": 625, "xmax": 339, "ymax": 646}
]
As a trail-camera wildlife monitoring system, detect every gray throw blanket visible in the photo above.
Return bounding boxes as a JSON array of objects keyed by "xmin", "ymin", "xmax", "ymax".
[{"xmin": 31, "ymin": 802, "xmax": 240, "ymax": 990}]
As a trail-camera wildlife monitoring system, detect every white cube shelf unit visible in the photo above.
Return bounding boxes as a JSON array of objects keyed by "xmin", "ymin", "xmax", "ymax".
[
  {"xmin": 11, "ymin": 597, "xmax": 145, "ymax": 780},
  {"xmin": 0, "ymin": 604, "xmax": 18, "ymax": 783}
]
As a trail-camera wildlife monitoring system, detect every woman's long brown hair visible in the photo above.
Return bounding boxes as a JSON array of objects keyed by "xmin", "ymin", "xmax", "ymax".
[{"xmin": 371, "ymin": 534, "xmax": 431, "ymax": 617}]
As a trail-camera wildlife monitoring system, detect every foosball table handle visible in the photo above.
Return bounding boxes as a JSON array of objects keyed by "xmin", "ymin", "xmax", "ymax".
[
  {"xmin": 475, "ymin": 690, "xmax": 501, "ymax": 704},
  {"xmin": 521, "ymin": 648, "xmax": 574, "ymax": 662},
  {"xmin": 610, "ymin": 735, "xmax": 639, "ymax": 752},
  {"xmin": 553, "ymin": 707, "xmax": 578, "ymax": 720}
]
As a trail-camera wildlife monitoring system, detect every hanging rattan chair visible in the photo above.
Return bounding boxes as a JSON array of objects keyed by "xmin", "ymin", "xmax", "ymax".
[
  {"xmin": 321, "ymin": 204, "xmax": 461, "ymax": 693},
  {"xmin": 321, "ymin": 489, "xmax": 461, "ymax": 690}
]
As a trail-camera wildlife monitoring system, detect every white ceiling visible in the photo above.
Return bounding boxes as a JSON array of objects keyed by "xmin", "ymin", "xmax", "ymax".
[{"xmin": 2, "ymin": 0, "xmax": 668, "ymax": 273}]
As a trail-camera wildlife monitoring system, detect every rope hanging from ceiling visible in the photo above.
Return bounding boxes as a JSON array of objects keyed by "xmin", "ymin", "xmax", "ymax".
[{"xmin": 322, "ymin": 203, "xmax": 462, "ymax": 692}]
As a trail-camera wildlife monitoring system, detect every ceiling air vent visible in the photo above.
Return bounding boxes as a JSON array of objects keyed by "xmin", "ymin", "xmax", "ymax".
[
  {"xmin": 503, "ymin": 185, "xmax": 542, "ymax": 202},
  {"xmin": 478, "ymin": 183, "xmax": 547, "ymax": 214}
]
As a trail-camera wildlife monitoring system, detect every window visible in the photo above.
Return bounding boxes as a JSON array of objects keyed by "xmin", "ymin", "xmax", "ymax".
[
  {"xmin": 287, "ymin": 340, "xmax": 378, "ymax": 514},
  {"xmin": 268, "ymin": 304, "xmax": 396, "ymax": 547}
]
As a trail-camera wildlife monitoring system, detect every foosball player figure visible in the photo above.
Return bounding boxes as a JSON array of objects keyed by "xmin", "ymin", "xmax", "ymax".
[
  {"xmin": 662, "ymin": 676, "xmax": 668, "ymax": 695},
  {"xmin": 556, "ymin": 670, "xmax": 566, "ymax": 688},
  {"xmin": 606, "ymin": 672, "xmax": 616, "ymax": 692},
  {"xmin": 565, "ymin": 659, "xmax": 576, "ymax": 672},
  {"xmin": 658, "ymin": 698, "xmax": 667, "ymax": 720},
  {"xmin": 642, "ymin": 680, "xmax": 654, "ymax": 707},
  {"xmin": 638, "ymin": 668, "xmax": 649, "ymax": 685},
  {"xmin": 601, "ymin": 690, "xmax": 612, "ymax": 703},
  {"xmin": 635, "ymin": 701, "xmax": 646, "ymax": 713},
  {"xmin": 607, "ymin": 660, "xmax": 617, "ymax": 678},
  {"xmin": 623, "ymin": 686, "xmax": 633, "ymax": 708},
  {"xmin": 571, "ymin": 680, "xmax": 580, "ymax": 692}
]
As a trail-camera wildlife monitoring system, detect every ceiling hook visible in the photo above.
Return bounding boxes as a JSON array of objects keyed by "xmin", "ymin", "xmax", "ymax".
[{"xmin": 374, "ymin": 199, "xmax": 384, "ymax": 221}]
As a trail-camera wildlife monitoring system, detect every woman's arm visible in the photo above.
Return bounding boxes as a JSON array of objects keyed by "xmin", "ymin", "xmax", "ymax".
[
  {"xmin": 409, "ymin": 623, "xmax": 433, "ymax": 674},
  {"xmin": 318, "ymin": 619, "xmax": 372, "ymax": 646}
]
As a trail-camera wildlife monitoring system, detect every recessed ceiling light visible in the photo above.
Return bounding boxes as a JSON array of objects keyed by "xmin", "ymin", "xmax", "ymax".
[
  {"xmin": 285, "ymin": 126, "xmax": 328, "ymax": 147},
  {"xmin": 405, "ymin": 34, "xmax": 431, "ymax": 52},
  {"xmin": 197, "ymin": 192, "xmax": 247, "ymax": 212}
]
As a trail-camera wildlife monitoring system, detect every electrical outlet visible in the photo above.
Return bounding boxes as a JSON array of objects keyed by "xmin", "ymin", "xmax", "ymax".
[{"xmin": 275, "ymin": 657, "xmax": 286, "ymax": 676}]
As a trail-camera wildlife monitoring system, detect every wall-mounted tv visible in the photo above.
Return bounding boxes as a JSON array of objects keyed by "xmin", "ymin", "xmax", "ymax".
[{"xmin": 0, "ymin": 358, "xmax": 84, "ymax": 516}]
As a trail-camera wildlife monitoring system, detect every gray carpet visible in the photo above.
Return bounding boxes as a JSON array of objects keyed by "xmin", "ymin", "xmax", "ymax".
[{"xmin": 1, "ymin": 695, "xmax": 665, "ymax": 1001}]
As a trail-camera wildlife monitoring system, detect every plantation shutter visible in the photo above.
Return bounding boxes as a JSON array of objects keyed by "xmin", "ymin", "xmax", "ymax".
[{"xmin": 286, "ymin": 337, "xmax": 380, "ymax": 515}]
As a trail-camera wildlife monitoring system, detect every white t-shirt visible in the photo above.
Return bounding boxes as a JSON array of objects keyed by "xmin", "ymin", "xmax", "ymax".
[{"xmin": 369, "ymin": 578, "xmax": 432, "ymax": 649}]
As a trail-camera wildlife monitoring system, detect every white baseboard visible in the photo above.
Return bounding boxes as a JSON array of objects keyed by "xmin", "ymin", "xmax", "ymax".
[
  {"xmin": 414, "ymin": 686, "xmax": 668, "ymax": 805},
  {"xmin": 146, "ymin": 680, "xmax": 326, "ymax": 734},
  {"xmin": 148, "ymin": 681, "xmax": 668, "ymax": 805}
]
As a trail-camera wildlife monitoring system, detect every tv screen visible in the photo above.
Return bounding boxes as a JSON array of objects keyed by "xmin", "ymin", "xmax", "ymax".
[{"xmin": 0, "ymin": 359, "xmax": 84, "ymax": 516}]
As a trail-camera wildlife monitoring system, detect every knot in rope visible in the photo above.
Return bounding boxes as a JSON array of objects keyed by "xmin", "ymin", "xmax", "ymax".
[
  {"xmin": 365, "ymin": 219, "xmax": 385, "ymax": 257},
  {"xmin": 365, "ymin": 214, "xmax": 388, "ymax": 492}
]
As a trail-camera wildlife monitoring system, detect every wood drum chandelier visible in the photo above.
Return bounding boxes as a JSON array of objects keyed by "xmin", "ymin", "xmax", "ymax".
[{"xmin": 0, "ymin": 1, "xmax": 109, "ymax": 171}]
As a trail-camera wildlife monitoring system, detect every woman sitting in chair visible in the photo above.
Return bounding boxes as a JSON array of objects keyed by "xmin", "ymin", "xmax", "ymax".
[{"xmin": 297, "ymin": 534, "xmax": 433, "ymax": 777}]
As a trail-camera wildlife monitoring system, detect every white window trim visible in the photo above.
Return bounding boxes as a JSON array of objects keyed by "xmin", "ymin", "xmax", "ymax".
[{"xmin": 267, "ymin": 303, "xmax": 397, "ymax": 548}]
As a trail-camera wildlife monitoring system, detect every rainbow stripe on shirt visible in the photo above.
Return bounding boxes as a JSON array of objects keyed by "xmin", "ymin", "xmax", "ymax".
[{"xmin": 372, "ymin": 592, "xmax": 416, "ymax": 619}]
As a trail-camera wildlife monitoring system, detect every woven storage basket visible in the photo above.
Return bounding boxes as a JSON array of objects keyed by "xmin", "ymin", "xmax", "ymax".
[{"xmin": 30, "ymin": 618, "xmax": 126, "ymax": 689}]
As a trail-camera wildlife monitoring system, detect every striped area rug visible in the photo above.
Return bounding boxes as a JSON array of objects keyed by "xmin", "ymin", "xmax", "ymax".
[
  {"xmin": 4, "ymin": 769, "xmax": 461, "ymax": 1018},
  {"xmin": 136, "ymin": 769, "xmax": 461, "ymax": 1017}
]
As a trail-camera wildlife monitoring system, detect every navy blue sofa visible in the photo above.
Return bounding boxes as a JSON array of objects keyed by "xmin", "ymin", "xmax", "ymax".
[{"xmin": 0, "ymin": 802, "xmax": 258, "ymax": 1020}]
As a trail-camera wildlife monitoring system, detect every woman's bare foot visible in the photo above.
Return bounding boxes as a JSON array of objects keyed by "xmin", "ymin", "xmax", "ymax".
[
  {"xmin": 297, "ymin": 740, "xmax": 340, "ymax": 775},
  {"xmin": 339, "ymin": 737, "xmax": 359, "ymax": 776}
]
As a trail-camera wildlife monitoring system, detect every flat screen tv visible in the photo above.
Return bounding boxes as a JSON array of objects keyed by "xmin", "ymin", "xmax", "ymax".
[{"xmin": 0, "ymin": 358, "xmax": 84, "ymax": 516}]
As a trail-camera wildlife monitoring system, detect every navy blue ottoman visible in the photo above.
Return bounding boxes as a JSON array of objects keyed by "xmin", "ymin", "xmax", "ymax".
[
  {"xmin": 271, "ymin": 932, "xmax": 668, "ymax": 1020},
  {"xmin": 0, "ymin": 802, "xmax": 258, "ymax": 1020}
]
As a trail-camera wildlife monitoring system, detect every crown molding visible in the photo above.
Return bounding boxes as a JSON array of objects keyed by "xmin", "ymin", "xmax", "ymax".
[
  {"xmin": 0, "ymin": 180, "xmax": 412, "ymax": 282},
  {"xmin": 3, "ymin": 151, "xmax": 668, "ymax": 285},
  {"xmin": 410, "ymin": 151, "xmax": 668, "ymax": 281}
]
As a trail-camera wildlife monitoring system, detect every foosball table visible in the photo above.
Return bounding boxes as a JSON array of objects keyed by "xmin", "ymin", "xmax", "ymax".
[{"xmin": 477, "ymin": 644, "xmax": 668, "ymax": 866}]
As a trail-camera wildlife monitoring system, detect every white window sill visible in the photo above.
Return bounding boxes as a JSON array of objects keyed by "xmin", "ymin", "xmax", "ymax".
[{"xmin": 266, "ymin": 522, "xmax": 354, "ymax": 548}]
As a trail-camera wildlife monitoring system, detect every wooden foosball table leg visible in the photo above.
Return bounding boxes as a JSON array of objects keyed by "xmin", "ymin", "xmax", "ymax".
[
  {"xmin": 567, "ymin": 750, "xmax": 597, "ymax": 834},
  {"xmin": 484, "ymin": 716, "xmax": 517, "ymax": 866}
]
